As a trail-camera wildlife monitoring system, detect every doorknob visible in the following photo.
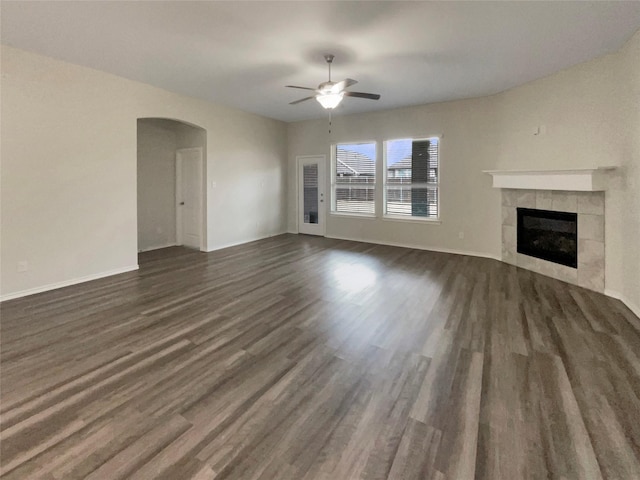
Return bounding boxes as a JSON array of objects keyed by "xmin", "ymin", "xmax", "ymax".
[{"xmin": 180, "ymin": 202, "xmax": 185, "ymax": 205}]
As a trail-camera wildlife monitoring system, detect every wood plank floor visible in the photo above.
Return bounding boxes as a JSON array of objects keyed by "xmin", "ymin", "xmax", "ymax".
[{"xmin": 1, "ymin": 234, "xmax": 640, "ymax": 479}]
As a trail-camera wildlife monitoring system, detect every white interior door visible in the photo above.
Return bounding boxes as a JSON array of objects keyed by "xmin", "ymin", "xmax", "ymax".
[
  {"xmin": 176, "ymin": 147, "xmax": 203, "ymax": 250},
  {"xmin": 298, "ymin": 155, "xmax": 325, "ymax": 236}
]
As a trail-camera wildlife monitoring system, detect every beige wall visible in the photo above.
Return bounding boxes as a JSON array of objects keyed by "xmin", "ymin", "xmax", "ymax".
[
  {"xmin": 175, "ymin": 122, "xmax": 207, "ymax": 151},
  {"xmin": 287, "ymin": 98, "xmax": 502, "ymax": 259},
  {"xmin": 1, "ymin": 45, "xmax": 287, "ymax": 299},
  {"xmin": 287, "ymin": 30, "xmax": 640, "ymax": 312}
]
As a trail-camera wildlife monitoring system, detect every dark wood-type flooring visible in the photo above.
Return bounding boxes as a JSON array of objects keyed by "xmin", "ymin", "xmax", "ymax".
[{"xmin": 1, "ymin": 234, "xmax": 640, "ymax": 479}]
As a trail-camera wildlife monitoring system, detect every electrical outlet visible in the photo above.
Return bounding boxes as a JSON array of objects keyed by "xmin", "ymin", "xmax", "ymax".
[
  {"xmin": 17, "ymin": 260, "xmax": 28, "ymax": 272},
  {"xmin": 458, "ymin": 231, "xmax": 464, "ymax": 240}
]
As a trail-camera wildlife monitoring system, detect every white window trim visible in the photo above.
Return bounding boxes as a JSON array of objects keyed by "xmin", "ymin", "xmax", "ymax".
[
  {"xmin": 382, "ymin": 136, "xmax": 441, "ymax": 222},
  {"xmin": 330, "ymin": 211, "xmax": 377, "ymax": 219},
  {"xmin": 382, "ymin": 215, "xmax": 441, "ymax": 225}
]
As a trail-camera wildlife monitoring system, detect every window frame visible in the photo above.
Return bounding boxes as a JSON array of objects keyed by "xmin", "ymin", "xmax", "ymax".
[
  {"xmin": 382, "ymin": 136, "xmax": 441, "ymax": 223},
  {"xmin": 330, "ymin": 140, "xmax": 378, "ymax": 218}
]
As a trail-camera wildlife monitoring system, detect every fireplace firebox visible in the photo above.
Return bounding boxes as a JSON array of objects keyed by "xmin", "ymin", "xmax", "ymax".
[{"xmin": 517, "ymin": 208, "xmax": 577, "ymax": 268}]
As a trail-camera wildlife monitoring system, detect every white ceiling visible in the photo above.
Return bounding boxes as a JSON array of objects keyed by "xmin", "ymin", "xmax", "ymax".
[{"xmin": 2, "ymin": 1, "xmax": 639, "ymax": 123}]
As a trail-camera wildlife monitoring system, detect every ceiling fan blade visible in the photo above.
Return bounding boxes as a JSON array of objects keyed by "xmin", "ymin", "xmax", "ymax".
[
  {"xmin": 289, "ymin": 96, "xmax": 315, "ymax": 105},
  {"xmin": 331, "ymin": 78, "xmax": 358, "ymax": 93},
  {"xmin": 285, "ymin": 85, "xmax": 317, "ymax": 91},
  {"xmin": 344, "ymin": 91, "xmax": 381, "ymax": 100}
]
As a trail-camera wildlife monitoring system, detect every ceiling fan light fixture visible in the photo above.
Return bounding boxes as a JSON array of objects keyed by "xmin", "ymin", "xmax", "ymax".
[
  {"xmin": 316, "ymin": 91, "xmax": 344, "ymax": 109},
  {"xmin": 286, "ymin": 54, "xmax": 379, "ymax": 109}
]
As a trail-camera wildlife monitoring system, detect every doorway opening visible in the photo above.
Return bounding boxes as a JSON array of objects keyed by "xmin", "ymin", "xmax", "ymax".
[{"xmin": 136, "ymin": 118, "xmax": 207, "ymax": 254}]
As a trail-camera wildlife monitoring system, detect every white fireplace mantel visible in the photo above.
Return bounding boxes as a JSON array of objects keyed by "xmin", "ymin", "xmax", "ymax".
[{"xmin": 483, "ymin": 167, "xmax": 616, "ymax": 191}]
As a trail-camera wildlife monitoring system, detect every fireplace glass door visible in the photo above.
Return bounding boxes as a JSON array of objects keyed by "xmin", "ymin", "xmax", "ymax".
[{"xmin": 517, "ymin": 208, "xmax": 577, "ymax": 268}]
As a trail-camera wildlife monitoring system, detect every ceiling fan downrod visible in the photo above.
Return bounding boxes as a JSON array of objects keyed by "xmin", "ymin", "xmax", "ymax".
[{"xmin": 324, "ymin": 54, "xmax": 334, "ymax": 82}]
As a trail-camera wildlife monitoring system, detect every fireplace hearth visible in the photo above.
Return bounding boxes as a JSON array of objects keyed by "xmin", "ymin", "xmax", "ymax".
[{"xmin": 517, "ymin": 208, "xmax": 577, "ymax": 268}]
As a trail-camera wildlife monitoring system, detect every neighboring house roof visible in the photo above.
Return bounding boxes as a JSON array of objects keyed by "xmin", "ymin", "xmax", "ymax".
[
  {"xmin": 387, "ymin": 156, "xmax": 412, "ymax": 170},
  {"xmin": 336, "ymin": 150, "xmax": 375, "ymax": 176},
  {"xmin": 338, "ymin": 142, "xmax": 438, "ymax": 175},
  {"xmin": 388, "ymin": 142, "xmax": 439, "ymax": 170}
]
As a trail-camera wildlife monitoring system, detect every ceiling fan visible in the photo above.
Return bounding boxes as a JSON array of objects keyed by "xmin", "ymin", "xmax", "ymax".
[{"xmin": 286, "ymin": 54, "xmax": 381, "ymax": 109}]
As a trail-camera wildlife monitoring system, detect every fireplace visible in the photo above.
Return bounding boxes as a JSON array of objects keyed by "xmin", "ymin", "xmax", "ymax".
[
  {"xmin": 517, "ymin": 208, "xmax": 577, "ymax": 268},
  {"xmin": 501, "ymin": 190, "xmax": 604, "ymax": 292}
]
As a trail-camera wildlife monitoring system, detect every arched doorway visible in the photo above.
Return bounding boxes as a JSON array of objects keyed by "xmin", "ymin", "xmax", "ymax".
[{"xmin": 136, "ymin": 118, "xmax": 207, "ymax": 253}]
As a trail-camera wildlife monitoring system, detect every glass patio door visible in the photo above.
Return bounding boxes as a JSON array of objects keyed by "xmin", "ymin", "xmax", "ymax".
[{"xmin": 298, "ymin": 155, "xmax": 325, "ymax": 236}]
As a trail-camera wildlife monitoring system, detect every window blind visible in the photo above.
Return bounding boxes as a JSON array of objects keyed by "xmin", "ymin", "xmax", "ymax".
[
  {"xmin": 385, "ymin": 138, "xmax": 439, "ymax": 218},
  {"xmin": 334, "ymin": 142, "xmax": 376, "ymax": 215}
]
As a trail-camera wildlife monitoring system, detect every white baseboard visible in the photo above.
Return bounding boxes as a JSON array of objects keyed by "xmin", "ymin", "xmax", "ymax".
[
  {"xmin": 205, "ymin": 231, "xmax": 288, "ymax": 253},
  {"xmin": 604, "ymin": 289, "xmax": 640, "ymax": 318},
  {"xmin": 138, "ymin": 242, "xmax": 177, "ymax": 253},
  {"xmin": 323, "ymin": 233, "xmax": 502, "ymax": 261},
  {"xmin": 0, "ymin": 265, "xmax": 139, "ymax": 302}
]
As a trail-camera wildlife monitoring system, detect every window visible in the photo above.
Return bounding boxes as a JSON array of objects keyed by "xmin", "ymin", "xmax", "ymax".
[
  {"xmin": 384, "ymin": 137, "xmax": 439, "ymax": 219},
  {"xmin": 332, "ymin": 142, "xmax": 376, "ymax": 215}
]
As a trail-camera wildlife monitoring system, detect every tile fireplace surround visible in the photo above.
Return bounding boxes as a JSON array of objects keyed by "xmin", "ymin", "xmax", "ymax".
[{"xmin": 501, "ymin": 189, "xmax": 605, "ymax": 292}]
